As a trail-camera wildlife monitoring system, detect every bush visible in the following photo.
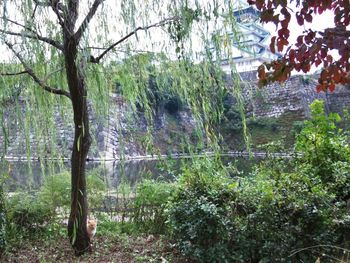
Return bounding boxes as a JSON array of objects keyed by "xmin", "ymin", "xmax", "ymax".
[
  {"xmin": 295, "ymin": 100, "xmax": 350, "ymax": 202},
  {"xmin": 232, "ymin": 169, "xmax": 340, "ymax": 262},
  {"xmin": 7, "ymin": 193, "xmax": 54, "ymax": 233},
  {"xmin": 86, "ymin": 168, "xmax": 107, "ymax": 209},
  {"xmin": 163, "ymin": 101, "xmax": 350, "ymax": 262},
  {"xmin": 133, "ymin": 179, "xmax": 175, "ymax": 234},
  {"xmin": 38, "ymin": 171, "xmax": 71, "ymax": 211},
  {"xmin": 166, "ymin": 158, "xmax": 235, "ymax": 262},
  {"xmin": 38, "ymin": 169, "xmax": 107, "ymax": 212},
  {"xmin": 164, "ymin": 95, "xmax": 183, "ymax": 114},
  {"xmin": 0, "ymin": 184, "xmax": 6, "ymax": 255}
]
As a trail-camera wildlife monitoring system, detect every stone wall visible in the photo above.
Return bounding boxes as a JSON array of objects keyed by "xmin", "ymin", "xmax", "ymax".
[
  {"xmin": 238, "ymin": 73, "xmax": 349, "ymax": 119},
  {"xmin": 1, "ymin": 72, "xmax": 349, "ymax": 159}
]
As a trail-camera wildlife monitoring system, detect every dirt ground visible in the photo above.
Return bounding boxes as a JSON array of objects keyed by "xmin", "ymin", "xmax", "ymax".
[{"xmin": 2, "ymin": 235, "xmax": 191, "ymax": 263}]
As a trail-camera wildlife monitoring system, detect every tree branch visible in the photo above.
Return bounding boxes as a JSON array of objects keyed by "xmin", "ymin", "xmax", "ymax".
[
  {"xmin": 32, "ymin": 0, "xmax": 65, "ymax": 27},
  {"xmin": 0, "ymin": 16, "xmax": 36, "ymax": 34},
  {"xmin": 4, "ymin": 42, "xmax": 71, "ymax": 99},
  {"xmin": 51, "ymin": 2, "xmax": 66, "ymax": 28},
  {"xmin": 74, "ymin": 0, "xmax": 105, "ymax": 42},
  {"xmin": 90, "ymin": 16, "xmax": 179, "ymax": 63},
  {"xmin": 0, "ymin": 70, "xmax": 28, "ymax": 76},
  {"xmin": 0, "ymin": 29, "xmax": 63, "ymax": 51}
]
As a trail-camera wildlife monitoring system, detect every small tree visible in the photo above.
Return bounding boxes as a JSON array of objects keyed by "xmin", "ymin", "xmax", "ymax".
[
  {"xmin": 0, "ymin": 0, "xmax": 241, "ymax": 255},
  {"xmin": 248, "ymin": 0, "xmax": 350, "ymax": 91}
]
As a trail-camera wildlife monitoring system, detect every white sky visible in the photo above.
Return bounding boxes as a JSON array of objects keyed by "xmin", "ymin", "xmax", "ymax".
[
  {"xmin": 265, "ymin": 9, "xmax": 335, "ymax": 48},
  {"xmin": 0, "ymin": 1, "xmax": 338, "ymax": 70}
]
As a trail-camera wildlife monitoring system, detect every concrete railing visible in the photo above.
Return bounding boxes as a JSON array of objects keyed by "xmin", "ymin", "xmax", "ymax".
[{"xmin": 2, "ymin": 150, "xmax": 297, "ymax": 163}]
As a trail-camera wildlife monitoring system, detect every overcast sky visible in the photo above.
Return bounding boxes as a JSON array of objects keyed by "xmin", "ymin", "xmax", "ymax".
[{"xmin": 0, "ymin": 1, "xmax": 337, "ymax": 70}]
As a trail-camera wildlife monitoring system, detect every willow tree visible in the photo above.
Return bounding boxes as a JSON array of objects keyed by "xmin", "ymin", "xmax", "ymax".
[{"xmin": 0, "ymin": 0, "xmax": 244, "ymax": 255}]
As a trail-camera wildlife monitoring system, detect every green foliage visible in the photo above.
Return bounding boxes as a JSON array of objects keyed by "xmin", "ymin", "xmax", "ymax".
[
  {"xmin": 6, "ymin": 193, "xmax": 54, "ymax": 234},
  {"xmin": 166, "ymin": 158, "xmax": 235, "ymax": 262},
  {"xmin": 94, "ymin": 213, "xmax": 125, "ymax": 236},
  {"xmin": 291, "ymin": 120, "xmax": 305, "ymax": 136},
  {"xmin": 5, "ymin": 197, "xmax": 66, "ymax": 249},
  {"xmin": 86, "ymin": 168, "xmax": 107, "ymax": 209},
  {"xmin": 232, "ymin": 169, "xmax": 339, "ymax": 262},
  {"xmin": 222, "ymin": 104, "xmax": 243, "ymax": 132},
  {"xmin": 295, "ymin": 100, "xmax": 350, "ymax": 200},
  {"xmin": 133, "ymin": 179, "xmax": 175, "ymax": 234},
  {"xmin": 247, "ymin": 116, "xmax": 278, "ymax": 130},
  {"xmin": 38, "ymin": 171, "xmax": 71, "ymax": 210},
  {"xmin": 0, "ymin": 183, "xmax": 6, "ymax": 255},
  {"xmin": 163, "ymin": 101, "xmax": 350, "ymax": 262},
  {"xmin": 38, "ymin": 169, "xmax": 107, "ymax": 212}
]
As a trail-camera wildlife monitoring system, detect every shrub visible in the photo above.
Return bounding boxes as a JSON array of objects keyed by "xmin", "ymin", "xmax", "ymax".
[
  {"xmin": 164, "ymin": 95, "xmax": 183, "ymax": 114},
  {"xmin": 166, "ymin": 158, "xmax": 235, "ymax": 262},
  {"xmin": 38, "ymin": 169, "xmax": 107, "ymax": 212},
  {"xmin": 7, "ymin": 193, "xmax": 54, "ymax": 233},
  {"xmin": 232, "ymin": 170, "xmax": 339, "ymax": 262},
  {"xmin": 133, "ymin": 179, "xmax": 175, "ymax": 234},
  {"xmin": 0, "ymin": 184, "xmax": 6, "ymax": 255},
  {"xmin": 163, "ymin": 101, "xmax": 350, "ymax": 262},
  {"xmin": 38, "ymin": 171, "xmax": 71, "ymax": 211},
  {"xmin": 86, "ymin": 168, "xmax": 107, "ymax": 209},
  {"xmin": 295, "ymin": 100, "xmax": 350, "ymax": 202}
]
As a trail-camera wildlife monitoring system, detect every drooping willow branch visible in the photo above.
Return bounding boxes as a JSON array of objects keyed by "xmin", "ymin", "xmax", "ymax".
[
  {"xmin": 0, "ymin": 28, "xmax": 63, "ymax": 51},
  {"xmin": 32, "ymin": 0, "xmax": 65, "ymax": 15},
  {"xmin": 74, "ymin": 0, "xmax": 105, "ymax": 42},
  {"xmin": 4, "ymin": 41, "xmax": 71, "ymax": 99},
  {"xmin": 0, "ymin": 16, "xmax": 37, "ymax": 34},
  {"xmin": 84, "ymin": 46, "xmax": 155, "ymax": 55},
  {"xmin": 89, "ymin": 16, "xmax": 179, "ymax": 63}
]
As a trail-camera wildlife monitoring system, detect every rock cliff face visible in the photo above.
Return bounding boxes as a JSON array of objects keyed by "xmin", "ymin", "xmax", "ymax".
[
  {"xmin": 237, "ymin": 72, "xmax": 346, "ymax": 118},
  {"xmin": 1, "ymin": 72, "xmax": 349, "ymax": 159},
  {"xmin": 223, "ymin": 73, "xmax": 350, "ymax": 148}
]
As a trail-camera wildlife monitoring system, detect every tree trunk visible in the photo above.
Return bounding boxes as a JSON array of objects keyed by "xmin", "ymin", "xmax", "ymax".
[
  {"xmin": 64, "ymin": 34, "xmax": 92, "ymax": 254},
  {"xmin": 67, "ymin": 106, "xmax": 91, "ymax": 255}
]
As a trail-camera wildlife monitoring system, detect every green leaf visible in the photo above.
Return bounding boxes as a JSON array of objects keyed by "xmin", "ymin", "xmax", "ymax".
[{"xmin": 77, "ymin": 134, "xmax": 81, "ymax": 152}]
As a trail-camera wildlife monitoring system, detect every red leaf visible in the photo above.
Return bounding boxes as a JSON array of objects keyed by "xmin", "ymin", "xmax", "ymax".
[
  {"xmin": 302, "ymin": 63, "xmax": 311, "ymax": 73},
  {"xmin": 258, "ymin": 65, "xmax": 266, "ymax": 79},
  {"xmin": 315, "ymin": 59, "xmax": 322, "ymax": 67},
  {"xmin": 326, "ymin": 55, "xmax": 333, "ymax": 63},
  {"xmin": 296, "ymin": 35, "xmax": 303, "ymax": 47},
  {"xmin": 320, "ymin": 70, "xmax": 329, "ymax": 81},
  {"xmin": 278, "ymin": 28, "xmax": 290, "ymax": 38},
  {"xmin": 328, "ymin": 83, "xmax": 335, "ymax": 92},
  {"xmin": 289, "ymin": 49, "xmax": 295, "ymax": 61},
  {"xmin": 270, "ymin": 36, "xmax": 276, "ymax": 53},
  {"xmin": 256, "ymin": 0, "xmax": 264, "ymax": 9},
  {"xmin": 281, "ymin": 19, "xmax": 289, "ymax": 28},
  {"xmin": 320, "ymin": 48, "xmax": 327, "ymax": 59},
  {"xmin": 316, "ymin": 84, "xmax": 323, "ymax": 93},
  {"xmin": 305, "ymin": 13, "xmax": 313, "ymax": 23},
  {"xmin": 296, "ymin": 13, "xmax": 304, "ymax": 26}
]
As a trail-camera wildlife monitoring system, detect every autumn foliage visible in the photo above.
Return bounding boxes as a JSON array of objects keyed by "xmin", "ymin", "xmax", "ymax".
[{"xmin": 248, "ymin": 0, "xmax": 350, "ymax": 92}]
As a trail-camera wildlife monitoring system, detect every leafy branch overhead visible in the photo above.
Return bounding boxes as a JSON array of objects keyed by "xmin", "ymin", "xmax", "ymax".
[
  {"xmin": 249, "ymin": 0, "xmax": 350, "ymax": 92},
  {"xmin": 4, "ymin": 42, "xmax": 70, "ymax": 98},
  {"xmin": 0, "ymin": 1, "xmax": 180, "ymax": 99}
]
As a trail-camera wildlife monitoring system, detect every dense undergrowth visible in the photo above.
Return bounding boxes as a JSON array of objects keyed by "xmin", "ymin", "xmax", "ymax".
[{"xmin": 1, "ymin": 100, "xmax": 350, "ymax": 262}]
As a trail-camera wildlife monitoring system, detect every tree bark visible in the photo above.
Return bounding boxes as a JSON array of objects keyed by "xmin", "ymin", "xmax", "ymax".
[
  {"xmin": 67, "ymin": 105, "xmax": 91, "ymax": 255},
  {"xmin": 61, "ymin": 1, "xmax": 92, "ymax": 255},
  {"xmin": 64, "ymin": 33, "xmax": 92, "ymax": 255},
  {"xmin": 66, "ymin": 67, "xmax": 92, "ymax": 254}
]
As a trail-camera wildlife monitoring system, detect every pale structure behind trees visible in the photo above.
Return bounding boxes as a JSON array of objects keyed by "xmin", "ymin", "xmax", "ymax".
[
  {"xmin": 0, "ymin": 0, "xmax": 243, "ymax": 255},
  {"xmin": 209, "ymin": 0, "xmax": 279, "ymax": 74}
]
